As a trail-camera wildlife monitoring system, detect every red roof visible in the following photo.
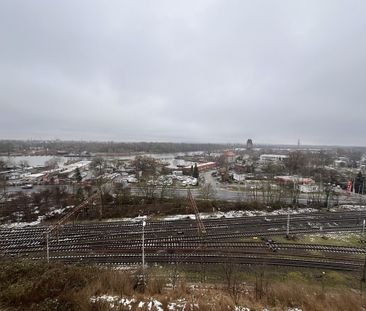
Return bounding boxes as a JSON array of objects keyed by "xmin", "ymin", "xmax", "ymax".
[{"xmin": 224, "ymin": 151, "xmax": 235, "ymax": 157}]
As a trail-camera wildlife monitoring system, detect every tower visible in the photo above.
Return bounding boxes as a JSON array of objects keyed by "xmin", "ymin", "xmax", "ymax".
[{"xmin": 246, "ymin": 139, "xmax": 253, "ymax": 150}]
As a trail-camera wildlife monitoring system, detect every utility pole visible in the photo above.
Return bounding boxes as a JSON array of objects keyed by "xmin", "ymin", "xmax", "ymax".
[
  {"xmin": 46, "ymin": 232, "xmax": 49, "ymax": 263},
  {"xmin": 362, "ymin": 219, "xmax": 365, "ymax": 237},
  {"xmin": 286, "ymin": 212, "xmax": 290, "ymax": 238},
  {"xmin": 360, "ymin": 187, "xmax": 363, "ymax": 209},
  {"xmin": 361, "ymin": 253, "xmax": 366, "ymax": 297},
  {"xmin": 362, "ymin": 253, "xmax": 366, "ymax": 284},
  {"xmin": 325, "ymin": 183, "xmax": 331, "ymax": 211},
  {"xmin": 361, "ymin": 180, "xmax": 365, "ymax": 209},
  {"xmin": 142, "ymin": 220, "xmax": 146, "ymax": 281}
]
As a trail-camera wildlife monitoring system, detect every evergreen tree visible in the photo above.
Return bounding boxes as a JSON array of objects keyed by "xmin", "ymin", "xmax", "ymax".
[
  {"xmin": 74, "ymin": 167, "xmax": 82, "ymax": 183},
  {"xmin": 354, "ymin": 171, "xmax": 365, "ymax": 194},
  {"xmin": 75, "ymin": 187, "xmax": 84, "ymax": 205},
  {"xmin": 193, "ymin": 163, "xmax": 199, "ymax": 179}
]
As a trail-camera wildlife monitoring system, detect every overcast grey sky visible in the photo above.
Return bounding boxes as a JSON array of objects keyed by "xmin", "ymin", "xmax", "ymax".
[{"xmin": 0, "ymin": 1, "xmax": 365, "ymax": 145}]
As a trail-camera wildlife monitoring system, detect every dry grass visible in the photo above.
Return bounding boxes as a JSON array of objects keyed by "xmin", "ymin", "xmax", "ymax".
[
  {"xmin": 1, "ymin": 259, "xmax": 366, "ymax": 311},
  {"xmin": 264, "ymin": 281, "xmax": 364, "ymax": 311}
]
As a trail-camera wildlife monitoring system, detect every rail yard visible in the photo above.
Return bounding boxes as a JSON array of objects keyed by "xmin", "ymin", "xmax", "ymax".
[{"xmin": 1, "ymin": 210, "xmax": 366, "ymax": 272}]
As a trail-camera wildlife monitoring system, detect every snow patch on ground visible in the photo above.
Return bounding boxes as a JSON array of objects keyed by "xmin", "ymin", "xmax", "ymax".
[
  {"xmin": 96, "ymin": 207, "xmax": 321, "ymax": 224},
  {"xmin": 235, "ymin": 308, "xmax": 302, "ymax": 311},
  {"xmin": 162, "ymin": 207, "xmax": 319, "ymax": 222},
  {"xmin": 307, "ymin": 232, "xmax": 359, "ymax": 243},
  {"xmin": 330, "ymin": 204, "xmax": 366, "ymax": 212},
  {"xmin": 46, "ymin": 205, "xmax": 74, "ymax": 217},
  {"xmin": 90, "ymin": 296, "xmax": 165, "ymax": 310},
  {"xmin": 1, "ymin": 205, "xmax": 76, "ymax": 228},
  {"xmin": 1, "ymin": 216, "xmax": 44, "ymax": 228},
  {"xmin": 90, "ymin": 295, "xmax": 135, "ymax": 310},
  {"xmin": 104, "ymin": 215, "xmax": 148, "ymax": 223},
  {"xmin": 90, "ymin": 295, "xmax": 301, "ymax": 311}
]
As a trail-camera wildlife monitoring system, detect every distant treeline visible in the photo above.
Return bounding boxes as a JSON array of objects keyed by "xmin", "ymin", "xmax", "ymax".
[
  {"xmin": 1, "ymin": 140, "xmax": 365, "ymax": 156},
  {"xmin": 0, "ymin": 140, "xmax": 239, "ymax": 155}
]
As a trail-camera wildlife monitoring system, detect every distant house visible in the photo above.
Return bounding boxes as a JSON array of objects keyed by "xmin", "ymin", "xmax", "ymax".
[
  {"xmin": 299, "ymin": 184, "xmax": 319, "ymax": 193},
  {"xmin": 361, "ymin": 155, "xmax": 366, "ymax": 165},
  {"xmin": 334, "ymin": 157, "xmax": 349, "ymax": 168},
  {"xmin": 224, "ymin": 151, "xmax": 236, "ymax": 164},
  {"xmin": 260, "ymin": 154, "xmax": 288, "ymax": 163},
  {"xmin": 233, "ymin": 173, "xmax": 246, "ymax": 182}
]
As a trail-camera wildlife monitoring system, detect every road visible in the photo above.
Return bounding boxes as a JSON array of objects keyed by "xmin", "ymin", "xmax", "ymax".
[
  {"xmin": 5, "ymin": 179, "xmax": 365, "ymax": 206},
  {"xmin": 130, "ymin": 185, "xmax": 363, "ymax": 206}
]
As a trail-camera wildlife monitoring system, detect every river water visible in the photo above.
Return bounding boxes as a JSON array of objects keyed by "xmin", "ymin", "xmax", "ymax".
[
  {"xmin": 1, "ymin": 156, "xmax": 70, "ymax": 167},
  {"xmin": 1, "ymin": 153, "xmax": 196, "ymax": 168}
]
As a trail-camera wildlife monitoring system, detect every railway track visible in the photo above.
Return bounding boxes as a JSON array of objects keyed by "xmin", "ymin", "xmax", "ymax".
[
  {"xmin": 1, "ymin": 210, "xmax": 366, "ymax": 271},
  {"xmin": 2, "ymin": 239, "xmax": 365, "ymax": 255},
  {"xmin": 26, "ymin": 252, "xmax": 362, "ymax": 272}
]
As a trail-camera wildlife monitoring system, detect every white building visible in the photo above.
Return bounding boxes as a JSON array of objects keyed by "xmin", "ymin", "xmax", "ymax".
[
  {"xmin": 233, "ymin": 173, "xmax": 246, "ymax": 182},
  {"xmin": 299, "ymin": 184, "xmax": 319, "ymax": 193},
  {"xmin": 260, "ymin": 154, "xmax": 288, "ymax": 163}
]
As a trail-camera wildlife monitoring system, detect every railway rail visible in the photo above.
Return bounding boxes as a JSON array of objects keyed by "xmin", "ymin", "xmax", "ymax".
[{"xmin": 1, "ymin": 210, "xmax": 366, "ymax": 271}]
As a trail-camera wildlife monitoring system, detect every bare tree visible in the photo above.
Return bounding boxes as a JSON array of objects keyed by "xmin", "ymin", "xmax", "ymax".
[
  {"xmin": 52, "ymin": 186, "xmax": 67, "ymax": 209},
  {"xmin": 132, "ymin": 156, "xmax": 162, "ymax": 203},
  {"xmin": 276, "ymin": 182, "xmax": 287, "ymax": 204},
  {"xmin": 95, "ymin": 176, "xmax": 111, "ymax": 219},
  {"xmin": 168, "ymin": 262, "xmax": 180, "ymax": 290},
  {"xmin": 44, "ymin": 157, "xmax": 61, "ymax": 169},
  {"xmin": 137, "ymin": 177, "xmax": 159, "ymax": 202},
  {"xmin": 90, "ymin": 157, "xmax": 106, "ymax": 177},
  {"xmin": 199, "ymin": 183, "xmax": 217, "ymax": 200},
  {"xmin": 132, "ymin": 156, "xmax": 158, "ymax": 177},
  {"xmin": 0, "ymin": 160, "xmax": 7, "ymax": 202},
  {"xmin": 261, "ymin": 180, "xmax": 277, "ymax": 205},
  {"xmin": 114, "ymin": 182, "xmax": 131, "ymax": 207},
  {"xmin": 158, "ymin": 180, "xmax": 170, "ymax": 201},
  {"xmin": 284, "ymin": 151, "xmax": 308, "ymax": 175},
  {"xmin": 249, "ymin": 183, "xmax": 259, "ymax": 201},
  {"xmin": 221, "ymin": 261, "xmax": 242, "ymax": 304},
  {"xmin": 254, "ymin": 268, "xmax": 266, "ymax": 301},
  {"xmin": 89, "ymin": 157, "xmax": 110, "ymax": 219},
  {"xmin": 262, "ymin": 162, "xmax": 285, "ymax": 178}
]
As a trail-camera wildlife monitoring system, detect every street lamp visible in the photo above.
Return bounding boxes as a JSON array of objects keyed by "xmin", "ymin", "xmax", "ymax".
[
  {"xmin": 142, "ymin": 220, "xmax": 146, "ymax": 277},
  {"xmin": 45, "ymin": 232, "xmax": 49, "ymax": 263},
  {"xmin": 325, "ymin": 183, "xmax": 331, "ymax": 210}
]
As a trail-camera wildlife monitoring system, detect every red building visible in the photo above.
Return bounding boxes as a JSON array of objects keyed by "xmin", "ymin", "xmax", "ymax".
[{"xmin": 183, "ymin": 162, "xmax": 216, "ymax": 174}]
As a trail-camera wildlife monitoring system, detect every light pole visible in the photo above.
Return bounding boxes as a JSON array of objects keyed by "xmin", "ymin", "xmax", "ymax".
[
  {"xmin": 45, "ymin": 231, "xmax": 49, "ymax": 263},
  {"xmin": 286, "ymin": 211, "xmax": 290, "ymax": 238},
  {"xmin": 142, "ymin": 220, "xmax": 146, "ymax": 277},
  {"xmin": 360, "ymin": 179, "xmax": 365, "ymax": 209},
  {"xmin": 325, "ymin": 183, "xmax": 331, "ymax": 210}
]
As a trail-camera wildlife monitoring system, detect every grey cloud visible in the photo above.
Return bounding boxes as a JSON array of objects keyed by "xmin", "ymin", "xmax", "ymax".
[{"xmin": 0, "ymin": 0, "xmax": 366, "ymax": 145}]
